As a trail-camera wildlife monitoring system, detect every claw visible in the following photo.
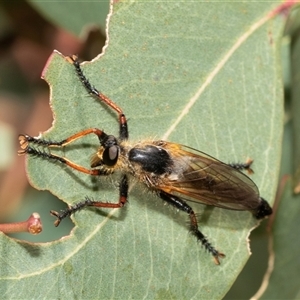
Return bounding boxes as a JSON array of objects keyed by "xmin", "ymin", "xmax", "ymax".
[
  {"xmin": 213, "ymin": 252, "xmax": 225, "ymax": 265},
  {"xmin": 65, "ymin": 54, "xmax": 78, "ymax": 64},
  {"xmin": 245, "ymin": 158, "xmax": 254, "ymax": 175},
  {"xmin": 18, "ymin": 134, "xmax": 29, "ymax": 150},
  {"xmin": 50, "ymin": 210, "xmax": 62, "ymax": 227},
  {"xmin": 17, "ymin": 149, "xmax": 27, "ymax": 156}
]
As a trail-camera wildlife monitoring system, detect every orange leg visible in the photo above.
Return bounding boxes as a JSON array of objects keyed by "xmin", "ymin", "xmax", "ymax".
[
  {"xmin": 50, "ymin": 174, "xmax": 129, "ymax": 226},
  {"xmin": 68, "ymin": 55, "xmax": 128, "ymax": 140},
  {"xmin": 18, "ymin": 129, "xmax": 114, "ymax": 176},
  {"xmin": 19, "ymin": 128, "xmax": 106, "ymax": 149}
]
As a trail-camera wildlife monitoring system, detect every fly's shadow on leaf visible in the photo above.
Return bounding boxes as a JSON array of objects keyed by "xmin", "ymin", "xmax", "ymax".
[{"xmin": 18, "ymin": 241, "xmax": 42, "ymax": 258}]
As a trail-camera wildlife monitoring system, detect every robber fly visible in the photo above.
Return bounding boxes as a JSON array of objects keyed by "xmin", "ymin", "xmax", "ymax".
[{"xmin": 18, "ymin": 55, "xmax": 272, "ymax": 265}]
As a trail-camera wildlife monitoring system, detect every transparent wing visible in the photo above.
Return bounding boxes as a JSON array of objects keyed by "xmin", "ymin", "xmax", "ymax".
[{"xmin": 158, "ymin": 142, "xmax": 262, "ymax": 211}]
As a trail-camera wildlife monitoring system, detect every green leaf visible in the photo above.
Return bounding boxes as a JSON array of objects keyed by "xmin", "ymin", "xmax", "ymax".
[{"xmin": 2, "ymin": 2, "xmax": 285, "ymax": 299}]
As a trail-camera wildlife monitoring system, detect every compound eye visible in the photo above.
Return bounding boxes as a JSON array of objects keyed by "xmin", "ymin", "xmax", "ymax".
[{"xmin": 103, "ymin": 145, "xmax": 119, "ymax": 166}]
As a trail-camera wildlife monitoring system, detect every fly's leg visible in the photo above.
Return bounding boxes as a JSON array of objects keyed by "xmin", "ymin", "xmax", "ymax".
[
  {"xmin": 67, "ymin": 55, "xmax": 128, "ymax": 140},
  {"xmin": 50, "ymin": 174, "xmax": 128, "ymax": 226},
  {"xmin": 18, "ymin": 128, "xmax": 107, "ymax": 150},
  {"xmin": 18, "ymin": 130, "xmax": 113, "ymax": 176},
  {"xmin": 19, "ymin": 144, "xmax": 110, "ymax": 176},
  {"xmin": 228, "ymin": 159, "xmax": 254, "ymax": 174},
  {"xmin": 158, "ymin": 191, "xmax": 225, "ymax": 265}
]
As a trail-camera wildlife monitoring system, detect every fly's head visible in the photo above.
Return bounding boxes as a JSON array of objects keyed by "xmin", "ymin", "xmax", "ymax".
[{"xmin": 91, "ymin": 134, "xmax": 120, "ymax": 173}]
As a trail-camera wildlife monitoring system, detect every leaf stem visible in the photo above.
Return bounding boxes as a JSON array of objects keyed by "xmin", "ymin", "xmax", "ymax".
[{"xmin": 0, "ymin": 213, "xmax": 42, "ymax": 235}]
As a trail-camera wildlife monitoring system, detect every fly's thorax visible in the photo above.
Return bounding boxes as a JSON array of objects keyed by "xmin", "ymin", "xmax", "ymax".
[
  {"xmin": 118, "ymin": 141, "xmax": 172, "ymax": 186},
  {"xmin": 128, "ymin": 143, "xmax": 173, "ymax": 173}
]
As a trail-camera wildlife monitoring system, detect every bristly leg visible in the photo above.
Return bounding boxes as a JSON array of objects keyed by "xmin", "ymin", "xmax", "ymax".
[
  {"xmin": 228, "ymin": 159, "xmax": 254, "ymax": 174},
  {"xmin": 70, "ymin": 55, "xmax": 99, "ymax": 98},
  {"xmin": 158, "ymin": 191, "xmax": 225, "ymax": 264},
  {"xmin": 19, "ymin": 128, "xmax": 109, "ymax": 151},
  {"xmin": 50, "ymin": 174, "xmax": 129, "ymax": 226},
  {"xmin": 18, "ymin": 134, "xmax": 64, "ymax": 151},
  {"xmin": 50, "ymin": 197, "xmax": 95, "ymax": 227},
  {"xmin": 18, "ymin": 145, "xmax": 68, "ymax": 164},
  {"xmin": 67, "ymin": 55, "xmax": 129, "ymax": 141},
  {"xmin": 18, "ymin": 133, "xmax": 116, "ymax": 176}
]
